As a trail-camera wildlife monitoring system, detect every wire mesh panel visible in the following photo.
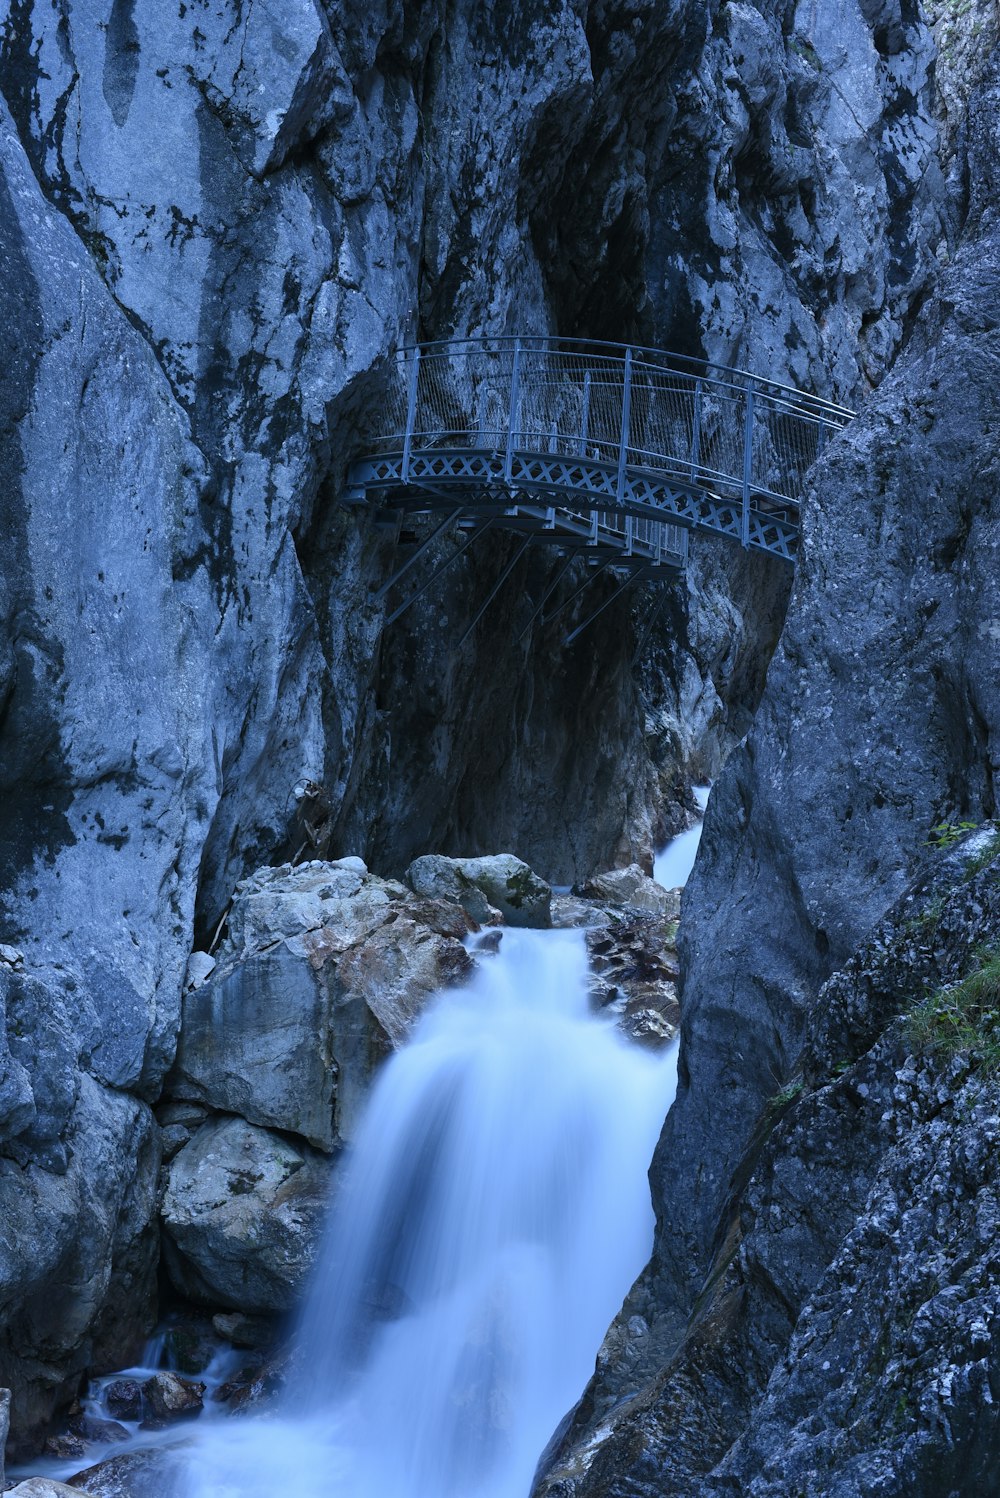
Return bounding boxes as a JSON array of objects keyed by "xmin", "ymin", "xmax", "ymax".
[{"xmin": 352, "ymin": 335, "xmax": 853, "ymax": 566}]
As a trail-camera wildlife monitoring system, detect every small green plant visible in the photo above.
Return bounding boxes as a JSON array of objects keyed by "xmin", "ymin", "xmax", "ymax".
[
  {"xmin": 909, "ymin": 948, "xmax": 1000, "ymax": 1073},
  {"xmin": 769, "ymin": 1078, "xmax": 804, "ymax": 1109},
  {"xmin": 925, "ymin": 820, "xmax": 979, "ymax": 849}
]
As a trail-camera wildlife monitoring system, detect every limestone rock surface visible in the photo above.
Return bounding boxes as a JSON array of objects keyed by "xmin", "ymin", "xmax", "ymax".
[
  {"xmin": 160, "ymin": 1115, "xmax": 332, "ymax": 1314},
  {"xmin": 406, "ymin": 854, "xmax": 552, "ymax": 929},
  {"xmin": 169, "ymin": 860, "xmax": 474, "ymax": 1149},
  {"xmin": 578, "ymin": 865, "xmax": 681, "ymax": 919},
  {"xmin": 540, "ymin": 831, "xmax": 1000, "ymax": 1497},
  {"xmin": 538, "ymin": 49, "xmax": 1000, "ymax": 1498},
  {"xmin": 0, "ymin": 1054, "xmax": 160, "ymax": 1458}
]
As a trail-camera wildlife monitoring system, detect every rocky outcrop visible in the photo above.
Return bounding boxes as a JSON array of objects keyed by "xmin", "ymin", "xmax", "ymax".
[
  {"xmin": 540, "ymin": 40, "xmax": 1000, "ymax": 1498},
  {"xmin": 161, "ymin": 1116, "xmax": 331, "ymax": 1314},
  {"xmin": 539, "ymin": 829, "xmax": 1000, "ymax": 1496},
  {"xmin": 168, "ymin": 858, "xmax": 474, "ymax": 1149},
  {"xmin": 406, "ymin": 853, "xmax": 552, "ymax": 928},
  {"xmin": 578, "ymin": 865, "xmax": 680, "ymax": 919}
]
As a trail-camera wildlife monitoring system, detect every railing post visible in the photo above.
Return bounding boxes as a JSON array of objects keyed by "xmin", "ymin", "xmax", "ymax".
[
  {"xmin": 579, "ymin": 370, "xmax": 592, "ymax": 457},
  {"xmin": 616, "ymin": 347, "xmax": 633, "ymax": 507},
  {"xmin": 625, "ymin": 514, "xmax": 634, "ymax": 556},
  {"xmin": 689, "ymin": 378, "xmax": 702, "ymax": 481},
  {"xmin": 504, "ymin": 338, "xmax": 522, "ymax": 485},
  {"xmin": 741, "ymin": 385, "xmax": 754, "ymax": 549},
  {"xmin": 401, "ymin": 346, "xmax": 420, "ymax": 485}
]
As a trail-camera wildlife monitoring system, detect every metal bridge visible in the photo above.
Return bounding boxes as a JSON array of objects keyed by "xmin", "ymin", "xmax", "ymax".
[{"xmin": 344, "ymin": 337, "xmax": 853, "ymax": 636}]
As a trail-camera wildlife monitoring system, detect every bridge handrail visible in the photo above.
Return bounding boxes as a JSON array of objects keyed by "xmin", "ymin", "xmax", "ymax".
[
  {"xmin": 361, "ymin": 336, "xmax": 851, "ymax": 524},
  {"xmin": 396, "ymin": 335, "xmax": 856, "ymax": 425}
]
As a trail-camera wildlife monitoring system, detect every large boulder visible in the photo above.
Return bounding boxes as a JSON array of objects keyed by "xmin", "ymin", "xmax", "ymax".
[
  {"xmin": 577, "ymin": 864, "xmax": 682, "ymax": 919},
  {"xmin": 67, "ymin": 1448, "xmax": 181, "ymax": 1496},
  {"xmin": 9, "ymin": 1483, "xmax": 96, "ymax": 1497},
  {"xmin": 405, "ymin": 854, "xmax": 552, "ymax": 929},
  {"xmin": 161, "ymin": 1115, "xmax": 332, "ymax": 1313},
  {"xmin": 168, "ymin": 860, "xmax": 474, "ymax": 1149}
]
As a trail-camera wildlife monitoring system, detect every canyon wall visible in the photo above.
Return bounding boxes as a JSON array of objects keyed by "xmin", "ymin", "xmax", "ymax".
[
  {"xmin": 539, "ymin": 13, "xmax": 1000, "ymax": 1496},
  {"xmin": 0, "ymin": 0, "xmax": 980, "ymax": 1456}
]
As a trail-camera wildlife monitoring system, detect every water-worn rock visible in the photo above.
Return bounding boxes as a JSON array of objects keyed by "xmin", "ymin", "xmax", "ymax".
[
  {"xmin": 211, "ymin": 1312, "xmax": 279, "ymax": 1352},
  {"xmin": 577, "ymin": 865, "xmax": 681, "ymax": 919},
  {"xmin": 67, "ymin": 1447, "xmax": 182, "ymax": 1496},
  {"xmin": 139, "ymin": 1373, "xmax": 204, "ymax": 1427},
  {"xmin": 406, "ymin": 854, "xmax": 552, "ymax": 929},
  {"xmin": 101, "ymin": 1383, "xmax": 142, "ymax": 1425},
  {"xmin": 9, "ymin": 1482, "xmax": 96, "ymax": 1497},
  {"xmin": 169, "ymin": 861, "xmax": 474, "ymax": 1149},
  {"xmin": 161, "ymin": 1116, "xmax": 331, "ymax": 1314},
  {"xmin": 585, "ymin": 914, "xmax": 681, "ymax": 1049}
]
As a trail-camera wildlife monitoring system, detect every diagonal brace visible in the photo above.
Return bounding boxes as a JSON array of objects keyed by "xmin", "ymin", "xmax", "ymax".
[{"xmin": 374, "ymin": 508, "xmax": 464, "ymax": 601}]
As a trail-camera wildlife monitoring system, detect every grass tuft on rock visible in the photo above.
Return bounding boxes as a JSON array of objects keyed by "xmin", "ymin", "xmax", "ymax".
[{"xmin": 909, "ymin": 948, "xmax": 1000, "ymax": 1072}]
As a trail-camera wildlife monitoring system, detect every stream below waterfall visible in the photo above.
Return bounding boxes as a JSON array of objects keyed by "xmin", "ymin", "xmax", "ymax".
[{"xmin": 180, "ymin": 926, "xmax": 677, "ymax": 1497}]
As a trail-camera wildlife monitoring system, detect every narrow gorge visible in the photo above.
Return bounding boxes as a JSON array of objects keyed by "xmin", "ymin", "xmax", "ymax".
[{"xmin": 0, "ymin": 1, "xmax": 998, "ymax": 1495}]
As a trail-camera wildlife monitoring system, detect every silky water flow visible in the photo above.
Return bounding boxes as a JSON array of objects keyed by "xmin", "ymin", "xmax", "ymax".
[{"xmin": 183, "ymin": 927, "xmax": 678, "ymax": 1498}]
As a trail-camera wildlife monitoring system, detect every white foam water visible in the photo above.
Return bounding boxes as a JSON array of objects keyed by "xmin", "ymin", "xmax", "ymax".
[
  {"xmin": 653, "ymin": 784, "xmax": 710, "ymax": 891},
  {"xmin": 183, "ymin": 927, "xmax": 677, "ymax": 1498}
]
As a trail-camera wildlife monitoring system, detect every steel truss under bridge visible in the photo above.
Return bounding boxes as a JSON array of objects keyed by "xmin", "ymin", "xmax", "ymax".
[{"xmin": 342, "ymin": 336, "xmax": 853, "ymax": 634}]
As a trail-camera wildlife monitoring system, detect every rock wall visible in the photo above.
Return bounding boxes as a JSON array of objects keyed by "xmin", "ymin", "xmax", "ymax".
[
  {"xmin": 538, "ymin": 27, "xmax": 1000, "ymax": 1497},
  {"xmin": 541, "ymin": 829, "xmax": 1000, "ymax": 1495}
]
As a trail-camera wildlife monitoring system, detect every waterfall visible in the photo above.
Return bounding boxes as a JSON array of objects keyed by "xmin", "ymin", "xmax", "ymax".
[
  {"xmin": 183, "ymin": 927, "xmax": 677, "ymax": 1498},
  {"xmin": 654, "ymin": 784, "xmax": 710, "ymax": 890}
]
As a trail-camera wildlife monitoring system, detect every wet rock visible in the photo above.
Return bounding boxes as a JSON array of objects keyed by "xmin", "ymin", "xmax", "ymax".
[
  {"xmin": 211, "ymin": 1311, "xmax": 280, "ymax": 1351},
  {"xmin": 44, "ymin": 1432, "xmax": 88, "ymax": 1459},
  {"xmin": 406, "ymin": 854, "xmax": 552, "ymax": 929},
  {"xmin": 161, "ymin": 1116, "xmax": 332, "ymax": 1313},
  {"xmin": 9, "ymin": 1482, "xmax": 95, "ymax": 1497},
  {"xmin": 577, "ymin": 865, "xmax": 681, "ymax": 919},
  {"xmin": 159, "ymin": 1317, "xmax": 218, "ymax": 1376},
  {"xmin": 168, "ymin": 862, "xmax": 474, "ymax": 1148},
  {"xmin": 139, "ymin": 1372, "xmax": 204, "ymax": 1426},
  {"xmin": 102, "ymin": 1381, "xmax": 142, "ymax": 1423},
  {"xmin": 217, "ymin": 1346, "xmax": 295, "ymax": 1415},
  {"xmin": 550, "ymin": 893, "xmax": 606, "ymax": 929},
  {"xmin": 585, "ymin": 913, "xmax": 681, "ymax": 1048},
  {"xmin": 67, "ymin": 1415, "xmax": 130, "ymax": 1446},
  {"xmin": 0, "ymin": 944, "xmax": 23, "ymax": 968},
  {"xmin": 67, "ymin": 1447, "xmax": 182, "ymax": 1496}
]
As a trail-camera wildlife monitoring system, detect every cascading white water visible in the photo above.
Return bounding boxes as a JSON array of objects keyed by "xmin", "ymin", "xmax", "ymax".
[
  {"xmin": 182, "ymin": 927, "xmax": 677, "ymax": 1498},
  {"xmin": 653, "ymin": 784, "xmax": 710, "ymax": 890}
]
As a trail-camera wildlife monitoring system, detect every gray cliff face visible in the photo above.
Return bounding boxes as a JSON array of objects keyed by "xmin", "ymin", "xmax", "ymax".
[
  {"xmin": 539, "ymin": 37, "xmax": 1000, "ymax": 1498},
  {"xmin": 542, "ymin": 830, "xmax": 1000, "ymax": 1496},
  {"xmin": 0, "ymin": 0, "xmax": 971, "ymax": 1456}
]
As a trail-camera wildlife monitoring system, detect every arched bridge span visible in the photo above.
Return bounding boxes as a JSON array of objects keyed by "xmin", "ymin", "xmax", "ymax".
[{"xmin": 343, "ymin": 337, "xmax": 853, "ymax": 632}]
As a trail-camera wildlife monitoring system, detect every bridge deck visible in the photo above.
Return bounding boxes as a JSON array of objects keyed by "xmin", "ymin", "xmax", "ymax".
[{"xmin": 343, "ymin": 337, "xmax": 853, "ymax": 621}]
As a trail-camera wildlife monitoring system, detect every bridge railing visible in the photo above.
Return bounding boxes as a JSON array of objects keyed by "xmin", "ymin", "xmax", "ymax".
[{"xmin": 370, "ymin": 336, "xmax": 853, "ymax": 518}]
